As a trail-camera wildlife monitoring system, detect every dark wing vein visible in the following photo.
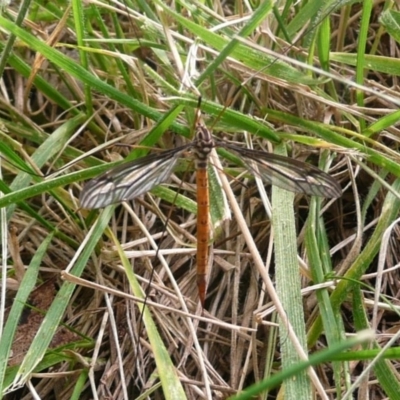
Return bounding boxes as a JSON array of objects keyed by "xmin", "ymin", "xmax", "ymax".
[
  {"xmin": 79, "ymin": 145, "xmax": 190, "ymax": 209},
  {"xmin": 218, "ymin": 141, "xmax": 341, "ymax": 198}
]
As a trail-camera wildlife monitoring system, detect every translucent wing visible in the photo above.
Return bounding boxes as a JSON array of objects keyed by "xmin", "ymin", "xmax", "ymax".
[
  {"xmin": 218, "ymin": 141, "xmax": 341, "ymax": 198},
  {"xmin": 79, "ymin": 145, "xmax": 189, "ymax": 209}
]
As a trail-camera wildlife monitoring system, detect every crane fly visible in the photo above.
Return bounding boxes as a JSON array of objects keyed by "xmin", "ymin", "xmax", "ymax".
[{"xmin": 79, "ymin": 109, "xmax": 341, "ymax": 307}]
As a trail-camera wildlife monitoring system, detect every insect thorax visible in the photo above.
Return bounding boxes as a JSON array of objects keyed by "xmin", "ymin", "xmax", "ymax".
[{"xmin": 194, "ymin": 123, "xmax": 214, "ymax": 167}]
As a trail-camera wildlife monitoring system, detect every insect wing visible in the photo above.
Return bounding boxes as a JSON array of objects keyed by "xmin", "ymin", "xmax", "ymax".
[
  {"xmin": 220, "ymin": 142, "xmax": 341, "ymax": 198},
  {"xmin": 80, "ymin": 146, "xmax": 187, "ymax": 209}
]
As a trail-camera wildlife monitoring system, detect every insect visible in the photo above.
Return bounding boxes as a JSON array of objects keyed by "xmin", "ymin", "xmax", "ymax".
[{"xmin": 79, "ymin": 108, "xmax": 341, "ymax": 307}]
